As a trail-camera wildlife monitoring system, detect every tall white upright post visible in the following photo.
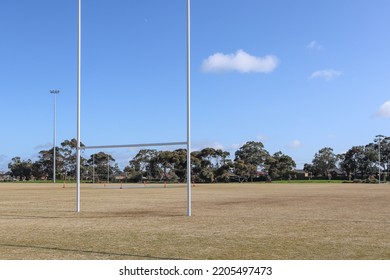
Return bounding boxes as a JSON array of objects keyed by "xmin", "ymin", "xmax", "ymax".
[
  {"xmin": 186, "ymin": 0, "xmax": 191, "ymax": 217},
  {"xmin": 53, "ymin": 92, "xmax": 56, "ymax": 183},
  {"xmin": 76, "ymin": 0, "xmax": 81, "ymax": 212}
]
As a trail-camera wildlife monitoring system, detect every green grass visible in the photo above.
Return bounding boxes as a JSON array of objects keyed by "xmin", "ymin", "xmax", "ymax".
[{"xmin": 272, "ymin": 179, "xmax": 345, "ymax": 184}]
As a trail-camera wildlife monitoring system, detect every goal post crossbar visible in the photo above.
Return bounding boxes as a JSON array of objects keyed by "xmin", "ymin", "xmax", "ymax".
[{"xmin": 82, "ymin": 141, "xmax": 187, "ymax": 150}]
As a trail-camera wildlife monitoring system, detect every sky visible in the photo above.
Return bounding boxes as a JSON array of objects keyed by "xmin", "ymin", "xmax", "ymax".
[{"xmin": 1, "ymin": 0, "xmax": 390, "ymax": 171}]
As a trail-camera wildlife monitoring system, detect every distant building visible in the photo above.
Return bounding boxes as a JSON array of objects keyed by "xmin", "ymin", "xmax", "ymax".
[
  {"xmin": 0, "ymin": 172, "xmax": 12, "ymax": 181},
  {"xmin": 328, "ymin": 168, "xmax": 346, "ymax": 177},
  {"xmin": 294, "ymin": 169, "xmax": 309, "ymax": 179}
]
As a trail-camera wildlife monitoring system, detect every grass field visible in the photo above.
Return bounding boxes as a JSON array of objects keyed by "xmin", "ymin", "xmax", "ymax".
[{"xmin": 0, "ymin": 182, "xmax": 389, "ymax": 260}]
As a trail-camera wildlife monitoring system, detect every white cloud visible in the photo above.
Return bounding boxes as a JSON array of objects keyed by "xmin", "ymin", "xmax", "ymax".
[
  {"xmin": 287, "ymin": 140, "xmax": 302, "ymax": 149},
  {"xmin": 34, "ymin": 142, "xmax": 53, "ymax": 150},
  {"xmin": 306, "ymin": 40, "xmax": 323, "ymax": 50},
  {"xmin": 193, "ymin": 141, "xmax": 225, "ymax": 151},
  {"xmin": 202, "ymin": 49, "xmax": 279, "ymax": 73},
  {"xmin": 309, "ymin": 69, "xmax": 342, "ymax": 81},
  {"xmin": 376, "ymin": 101, "xmax": 390, "ymax": 118}
]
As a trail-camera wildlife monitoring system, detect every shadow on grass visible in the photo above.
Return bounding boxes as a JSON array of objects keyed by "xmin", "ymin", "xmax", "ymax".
[{"xmin": 1, "ymin": 243, "xmax": 184, "ymax": 260}]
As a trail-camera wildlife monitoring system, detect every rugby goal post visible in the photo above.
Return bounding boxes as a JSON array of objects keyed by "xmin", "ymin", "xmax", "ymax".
[{"xmin": 75, "ymin": 0, "xmax": 192, "ymax": 216}]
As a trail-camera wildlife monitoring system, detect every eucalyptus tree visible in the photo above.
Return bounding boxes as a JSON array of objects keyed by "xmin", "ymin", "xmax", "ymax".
[
  {"xmin": 214, "ymin": 158, "xmax": 234, "ymax": 182},
  {"xmin": 362, "ymin": 143, "xmax": 379, "ymax": 177},
  {"xmin": 340, "ymin": 146, "xmax": 365, "ymax": 178},
  {"xmin": 190, "ymin": 148, "xmax": 232, "ymax": 183},
  {"xmin": 129, "ymin": 149, "xmax": 161, "ymax": 180},
  {"xmin": 60, "ymin": 138, "xmax": 86, "ymax": 179},
  {"xmin": 380, "ymin": 136, "xmax": 390, "ymax": 172},
  {"xmin": 340, "ymin": 144, "xmax": 378, "ymax": 178},
  {"xmin": 266, "ymin": 151, "xmax": 296, "ymax": 180},
  {"xmin": 169, "ymin": 149, "xmax": 192, "ymax": 182},
  {"xmin": 196, "ymin": 148, "xmax": 218, "ymax": 182},
  {"xmin": 311, "ymin": 147, "xmax": 337, "ymax": 176},
  {"xmin": 234, "ymin": 159, "xmax": 257, "ymax": 182},
  {"xmin": 31, "ymin": 161, "xmax": 46, "ymax": 180},
  {"xmin": 372, "ymin": 135, "xmax": 390, "ymax": 181},
  {"xmin": 8, "ymin": 157, "xmax": 32, "ymax": 181},
  {"xmin": 235, "ymin": 141, "xmax": 269, "ymax": 167},
  {"xmin": 88, "ymin": 152, "xmax": 116, "ymax": 182},
  {"xmin": 156, "ymin": 150, "xmax": 176, "ymax": 180},
  {"xmin": 234, "ymin": 141, "xmax": 270, "ymax": 181},
  {"xmin": 35, "ymin": 148, "xmax": 65, "ymax": 180}
]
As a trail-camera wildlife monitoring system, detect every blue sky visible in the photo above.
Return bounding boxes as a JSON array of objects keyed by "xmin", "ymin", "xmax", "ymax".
[{"xmin": 1, "ymin": 0, "xmax": 390, "ymax": 171}]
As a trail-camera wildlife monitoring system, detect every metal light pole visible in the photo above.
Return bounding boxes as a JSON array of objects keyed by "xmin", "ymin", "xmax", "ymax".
[
  {"xmin": 50, "ymin": 89, "xmax": 60, "ymax": 183},
  {"xmin": 376, "ymin": 135, "xmax": 384, "ymax": 184}
]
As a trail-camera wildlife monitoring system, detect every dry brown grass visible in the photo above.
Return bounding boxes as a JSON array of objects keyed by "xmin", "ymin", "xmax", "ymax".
[{"xmin": 0, "ymin": 182, "xmax": 389, "ymax": 260}]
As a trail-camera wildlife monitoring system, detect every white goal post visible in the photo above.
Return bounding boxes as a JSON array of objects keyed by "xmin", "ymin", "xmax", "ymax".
[{"xmin": 75, "ymin": 0, "xmax": 192, "ymax": 216}]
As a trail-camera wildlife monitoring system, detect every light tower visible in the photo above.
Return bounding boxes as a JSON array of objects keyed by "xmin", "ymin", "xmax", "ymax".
[{"xmin": 50, "ymin": 89, "xmax": 60, "ymax": 183}]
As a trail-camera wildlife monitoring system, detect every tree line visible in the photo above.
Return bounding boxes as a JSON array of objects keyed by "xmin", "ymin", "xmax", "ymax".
[
  {"xmin": 304, "ymin": 135, "xmax": 390, "ymax": 181},
  {"xmin": 3, "ymin": 135, "xmax": 390, "ymax": 183}
]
